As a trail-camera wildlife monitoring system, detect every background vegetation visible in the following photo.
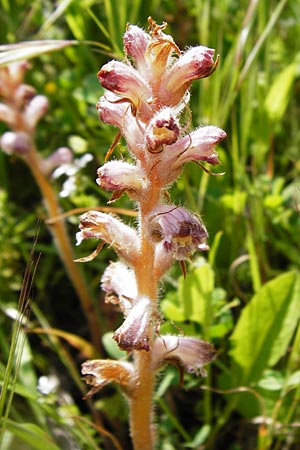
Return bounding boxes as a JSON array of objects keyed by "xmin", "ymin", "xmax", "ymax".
[{"xmin": 1, "ymin": 0, "xmax": 300, "ymax": 449}]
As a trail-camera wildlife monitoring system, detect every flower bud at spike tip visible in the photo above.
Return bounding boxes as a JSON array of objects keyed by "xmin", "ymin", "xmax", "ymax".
[{"xmin": 124, "ymin": 25, "xmax": 150, "ymax": 75}]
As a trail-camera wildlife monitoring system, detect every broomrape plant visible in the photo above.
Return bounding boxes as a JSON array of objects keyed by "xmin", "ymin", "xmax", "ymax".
[{"xmin": 77, "ymin": 18, "xmax": 226, "ymax": 449}]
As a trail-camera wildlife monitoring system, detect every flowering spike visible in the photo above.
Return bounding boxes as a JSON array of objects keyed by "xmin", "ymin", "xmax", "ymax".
[{"xmin": 78, "ymin": 18, "xmax": 225, "ymax": 449}]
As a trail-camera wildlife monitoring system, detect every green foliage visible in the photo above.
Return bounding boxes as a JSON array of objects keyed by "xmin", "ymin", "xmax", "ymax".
[
  {"xmin": 230, "ymin": 271, "xmax": 300, "ymax": 384},
  {"xmin": 1, "ymin": 0, "xmax": 300, "ymax": 449}
]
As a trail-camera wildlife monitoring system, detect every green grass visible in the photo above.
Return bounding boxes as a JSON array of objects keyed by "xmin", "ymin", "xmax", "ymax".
[{"xmin": 1, "ymin": 1, "xmax": 300, "ymax": 449}]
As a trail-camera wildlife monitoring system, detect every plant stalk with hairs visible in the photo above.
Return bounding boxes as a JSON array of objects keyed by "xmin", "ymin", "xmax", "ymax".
[{"xmin": 78, "ymin": 18, "xmax": 226, "ymax": 449}]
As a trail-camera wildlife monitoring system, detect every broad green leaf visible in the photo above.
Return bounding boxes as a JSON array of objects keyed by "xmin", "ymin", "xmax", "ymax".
[
  {"xmin": 264, "ymin": 62, "xmax": 297, "ymax": 122},
  {"xmin": 4, "ymin": 420, "xmax": 61, "ymax": 450},
  {"xmin": 287, "ymin": 370, "xmax": 300, "ymax": 389},
  {"xmin": 179, "ymin": 264, "xmax": 214, "ymax": 325},
  {"xmin": 229, "ymin": 271, "xmax": 300, "ymax": 384},
  {"xmin": 257, "ymin": 369, "xmax": 284, "ymax": 391},
  {"xmin": 161, "ymin": 298, "xmax": 185, "ymax": 322}
]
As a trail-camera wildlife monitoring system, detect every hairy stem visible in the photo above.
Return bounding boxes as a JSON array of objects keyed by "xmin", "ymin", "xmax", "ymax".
[
  {"xmin": 130, "ymin": 351, "xmax": 155, "ymax": 450},
  {"xmin": 129, "ymin": 190, "xmax": 160, "ymax": 450}
]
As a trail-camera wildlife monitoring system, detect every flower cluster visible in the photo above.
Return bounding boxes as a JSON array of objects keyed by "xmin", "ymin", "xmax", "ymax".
[{"xmin": 78, "ymin": 18, "xmax": 225, "ymax": 399}]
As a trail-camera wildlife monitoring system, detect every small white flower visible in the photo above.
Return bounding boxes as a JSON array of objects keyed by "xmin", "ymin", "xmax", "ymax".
[{"xmin": 52, "ymin": 153, "xmax": 93, "ymax": 197}]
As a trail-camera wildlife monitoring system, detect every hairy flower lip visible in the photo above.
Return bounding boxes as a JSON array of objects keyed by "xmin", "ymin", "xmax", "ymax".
[
  {"xmin": 147, "ymin": 205, "xmax": 209, "ymax": 260},
  {"xmin": 97, "ymin": 93, "xmax": 129, "ymax": 128},
  {"xmin": 152, "ymin": 335, "xmax": 217, "ymax": 377},
  {"xmin": 145, "ymin": 107, "xmax": 180, "ymax": 152},
  {"xmin": 124, "ymin": 24, "xmax": 150, "ymax": 76}
]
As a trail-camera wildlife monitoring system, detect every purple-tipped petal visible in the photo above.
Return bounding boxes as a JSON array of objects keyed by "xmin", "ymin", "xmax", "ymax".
[
  {"xmin": 113, "ymin": 296, "xmax": 152, "ymax": 351},
  {"xmin": 147, "ymin": 205, "xmax": 209, "ymax": 260},
  {"xmin": 97, "ymin": 160, "xmax": 148, "ymax": 199}
]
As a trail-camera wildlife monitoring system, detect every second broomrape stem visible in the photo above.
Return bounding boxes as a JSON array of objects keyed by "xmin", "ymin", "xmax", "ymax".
[{"xmin": 28, "ymin": 151, "xmax": 102, "ymax": 353}]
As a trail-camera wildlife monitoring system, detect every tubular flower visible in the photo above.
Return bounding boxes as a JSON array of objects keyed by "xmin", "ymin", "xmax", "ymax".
[
  {"xmin": 160, "ymin": 46, "xmax": 218, "ymax": 106},
  {"xmin": 152, "ymin": 335, "xmax": 217, "ymax": 378},
  {"xmin": 147, "ymin": 205, "xmax": 209, "ymax": 260},
  {"xmin": 98, "ymin": 61, "xmax": 153, "ymax": 121},
  {"xmin": 82, "ymin": 359, "xmax": 134, "ymax": 398},
  {"xmin": 76, "ymin": 210, "xmax": 139, "ymax": 264},
  {"xmin": 96, "ymin": 160, "xmax": 148, "ymax": 201},
  {"xmin": 101, "ymin": 261, "xmax": 137, "ymax": 314},
  {"xmin": 160, "ymin": 126, "xmax": 226, "ymax": 183},
  {"xmin": 113, "ymin": 296, "xmax": 153, "ymax": 351}
]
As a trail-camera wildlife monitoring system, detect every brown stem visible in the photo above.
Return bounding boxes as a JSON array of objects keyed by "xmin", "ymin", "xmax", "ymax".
[
  {"xmin": 129, "ymin": 188, "xmax": 161, "ymax": 450},
  {"xmin": 26, "ymin": 149, "xmax": 103, "ymax": 354},
  {"xmin": 129, "ymin": 351, "xmax": 155, "ymax": 450}
]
